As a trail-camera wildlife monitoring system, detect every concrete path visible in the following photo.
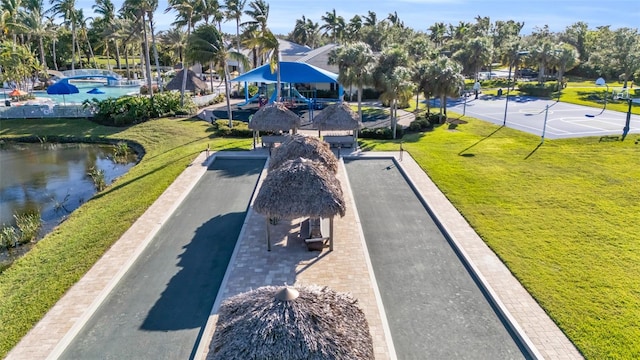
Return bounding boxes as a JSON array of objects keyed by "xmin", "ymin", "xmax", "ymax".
[
  {"xmin": 345, "ymin": 158, "xmax": 528, "ymax": 359},
  {"xmin": 7, "ymin": 148, "xmax": 583, "ymax": 360},
  {"xmin": 58, "ymin": 159, "xmax": 264, "ymax": 359}
]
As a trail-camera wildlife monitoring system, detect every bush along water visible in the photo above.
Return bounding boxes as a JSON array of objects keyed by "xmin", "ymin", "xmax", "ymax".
[{"xmin": 1, "ymin": 210, "xmax": 42, "ymax": 271}]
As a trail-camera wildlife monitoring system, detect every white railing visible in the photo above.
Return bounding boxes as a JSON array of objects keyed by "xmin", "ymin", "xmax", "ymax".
[{"xmin": 0, "ymin": 104, "xmax": 94, "ymax": 119}]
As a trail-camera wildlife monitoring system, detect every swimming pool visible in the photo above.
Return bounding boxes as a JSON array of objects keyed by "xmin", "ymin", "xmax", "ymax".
[{"xmin": 32, "ymin": 81, "xmax": 140, "ymax": 105}]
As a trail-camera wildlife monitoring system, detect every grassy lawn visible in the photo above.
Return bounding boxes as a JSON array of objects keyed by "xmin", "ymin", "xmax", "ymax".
[
  {"xmin": 0, "ymin": 118, "xmax": 251, "ymax": 357},
  {"xmin": 359, "ymin": 118, "xmax": 640, "ymax": 359},
  {"xmin": 1, "ymin": 111, "xmax": 639, "ymax": 358}
]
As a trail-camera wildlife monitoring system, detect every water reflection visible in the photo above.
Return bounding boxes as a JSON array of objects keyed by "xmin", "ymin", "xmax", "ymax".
[{"xmin": 0, "ymin": 142, "xmax": 138, "ymax": 236}]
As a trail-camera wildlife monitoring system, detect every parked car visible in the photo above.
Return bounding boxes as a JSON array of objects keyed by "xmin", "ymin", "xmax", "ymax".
[
  {"xmin": 478, "ymin": 72, "xmax": 497, "ymax": 80},
  {"xmin": 517, "ymin": 69, "xmax": 538, "ymax": 78}
]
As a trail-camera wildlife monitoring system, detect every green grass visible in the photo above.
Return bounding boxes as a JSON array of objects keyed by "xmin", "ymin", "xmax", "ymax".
[
  {"xmin": 360, "ymin": 117, "xmax": 640, "ymax": 359},
  {"xmin": 0, "ymin": 118, "xmax": 251, "ymax": 357}
]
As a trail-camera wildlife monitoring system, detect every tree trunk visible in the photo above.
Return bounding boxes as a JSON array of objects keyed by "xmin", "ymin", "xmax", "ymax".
[
  {"xmin": 87, "ymin": 36, "xmax": 96, "ymax": 68},
  {"xmin": 142, "ymin": 13, "xmax": 153, "ymax": 97},
  {"xmin": 106, "ymin": 40, "xmax": 111, "ymax": 70},
  {"xmin": 124, "ymin": 44, "xmax": 130, "ymax": 79},
  {"xmin": 114, "ymin": 39, "xmax": 121, "ymax": 69},
  {"xmin": 180, "ymin": 21, "xmax": 192, "ymax": 106},
  {"xmin": 149, "ymin": 15, "xmax": 162, "ymax": 92},
  {"xmin": 392, "ymin": 98, "xmax": 397, "ymax": 139},
  {"xmin": 76, "ymin": 40, "xmax": 83, "ymax": 68},
  {"xmin": 52, "ymin": 39, "xmax": 58, "ymax": 71},
  {"xmin": 357, "ymin": 85, "xmax": 363, "ymax": 122},
  {"xmin": 39, "ymin": 37, "xmax": 47, "ymax": 72},
  {"xmin": 224, "ymin": 65, "xmax": 233, "ymax": 126},
  {"xmin": 71, "ymin": 24, "xmax": 76, "ymax": 71}
]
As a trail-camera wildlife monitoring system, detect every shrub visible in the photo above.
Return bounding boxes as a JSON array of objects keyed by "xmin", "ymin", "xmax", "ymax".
[
  {"xmin": 213, "ymin": 120, "xmax": 253, "ymax": 138},
  {"xmin": 408, "ymin": 116, "xmax": 434, "ymax": 132},
  {"xmin": 362, "ymin": 88, "xmax": 382, "ymax": 100},
  {"xmin": 518, "ymin": 83, "xmax": 558, "ymax": 97},
  {"xmin": 88, "ymin": 166, "xmax": 107, "ymax": 191},
  {"xmin": 360, "ymin": 126, "xmax": 403, "ymax": 140},
  {"xmin": 14, "ymin": 210, "xmax": 41, "ymax": 244},
  {"xmin": 84, "ymin": 92, "xmax": 197, "ymax": 126}
]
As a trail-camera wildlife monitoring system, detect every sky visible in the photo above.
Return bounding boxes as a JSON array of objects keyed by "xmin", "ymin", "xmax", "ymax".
[{"xmin": 75, "ymin": 0, "xmax": 640, "ymax": 36}]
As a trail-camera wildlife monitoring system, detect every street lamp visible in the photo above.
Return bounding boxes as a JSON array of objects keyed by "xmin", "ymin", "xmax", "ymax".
[{"xmin": 503, "ymin": 50, "xmax": 529, "ymax": 125}]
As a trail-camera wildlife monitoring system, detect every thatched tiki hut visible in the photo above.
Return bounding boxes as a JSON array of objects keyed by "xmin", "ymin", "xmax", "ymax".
[
  {"xmin": 248, "ymin": 102, "xmax": 302, "ymax": 149},
  {"xmin": 253, "ymin": 158, "xmax": 345, "ymax": 251},
  {"xmin": 313, "ymin": 101, "xmax": 362, "ymax": 141},
  {"xmin": 268, "ymin": 134, "xmax": 338, "ymax": 173},
  {"xmin": 208, "ymin": 285, "xmax": 374, "ymax": 360},
  {"xmin": 165, "ymin": 69, "xmax": 208, "ymax": 94}
]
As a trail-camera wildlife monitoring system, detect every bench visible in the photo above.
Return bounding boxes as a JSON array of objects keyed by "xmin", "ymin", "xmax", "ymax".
[
  {"xmin": 300, "ymin": 217, "xmax": 330, "ymax": 251},
  {"xmin": 261, "ymin": 135, "xmax": 287, "ymax": 148},
  {"xmin": 323, "ymin": 135, "xmax": 355, "ymax": 148}
]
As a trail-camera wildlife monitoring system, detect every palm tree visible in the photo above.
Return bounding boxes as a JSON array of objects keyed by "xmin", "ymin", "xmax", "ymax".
[
  {"xmin": 320, "ymin": 9, "xmax": 344, "ymax": 43},
  {"xmin": 1, "ymin": 0, "xmax": 22, "ymax": 45},
  {"xmin": 346, "ymin": 15, "xmax": 362, "ymax": 42},
  {"xmin": 530, "ymin": 39, "xmax": 554, "ymax": 84},
  {"xmin": 242, "ymin": 0, "xmax": 268, "ymax": 32},
  {"xmin": 328, "ymin": 42, "xmax": 374, "ymax": 122},
  {"xmin": 50, "ymin": 0, "xmax": 77, "ymax": 70},
  {"xmin": 363, "ymin": 10, "xmax": 377, "ymax": 27},
  {"xmin": 553, "ymin": 43, "xmax": 579, "ymax": 87},
  {"xmin": 244, "ymin": 28, "xmax": 280, "ymax": 98},
  {"xmin": 158, "ymin": 26, "xmax": 186, "ymax": 65},
  {"xmin": 454, "ymin": 36, "xmax": 492, "ymax": 80},
  {"xmin": 224, "ymin": 0, "xmax": 245, "ymax": 58},
  {"xmin": 92, "ymin": 0, "xmax": 116, "ymax": 69},
  {"xmin": 373, "ymin": 47, "xmax": 412, "ymax": 138},
  {"xmin": 428, "ymin": 22, "xmax": 447, "ymax": 48},
  {"xmin": 166, "ymin": 0, "xmax": 196, "ymax": 105},
  {"xmin": 18, "ymin": 5, "xmax": 49, "ymax": 72},
  {"xmin": 290, "ymin": 15, "xmax": 319, "ymax": 48},
  {"xmin": 76, "ymin": 10, "xmax": 96, "ymax": 68},
  {"xmin": 122, "ymin": 0, "xmax": 153, "ymax": 94},
  {"xmin": 187, "ymin": 23, "xmax": 249, "ymax": 126},
  {"xmin": 431, "ymin": 55, "xmax": 464, "ymax": 123}
]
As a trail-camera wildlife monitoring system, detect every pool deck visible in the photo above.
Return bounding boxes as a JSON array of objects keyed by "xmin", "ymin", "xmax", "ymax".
[{"xmin": 7, "ymin": 149, "xmax": 583, "ymax": 360}]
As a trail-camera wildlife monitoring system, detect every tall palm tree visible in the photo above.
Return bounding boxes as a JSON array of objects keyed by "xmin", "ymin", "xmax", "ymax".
[
  {"xmin": 244, "ymin": 28, "xmax": 279, "ymax": 98},
  {"xmin": 224, "ymin": 0, "xmax": 245, "ymax": 58},
  {"xmin": 158, "ymin": 26, "xmax": 186, "ymax": 65},
  {"xmin": 18, "ymin": 5, "xmax": 48, "ymax": 72},
  {"xmin": 320, "ymin": 9, "xmax": 344, "ymax": 43},
  {"xmin": 428, "ymin": 22, "xmax": 447, "ymax": 48},
  {"xmin": 76, "ymin": 10, "xmax": 96, "ymax": 68},
  {"xmin": 92, "ymin": 0, "xmax": 116, "ymax": 69},
  {"xmin": 431, "ymin": 55, "xmax": 464, "ymax": 123},
  {"xmin": 166, "ymin": 0, "xmax": 196, "ymax": 105},
  {"xmin": 187, "ymin": 23, "xmax": 249, "ymax": 126},
  {"xmin": 122, "ymin": 0, "xmax": 153, "ymax": 94},
  {"xmin": 553, "ymin": 43, "xmax": 579, "ymax": 87},
  {"xmin": 363, "ymin": 10, "xmax": 377, "ymax": 27},
  {"xmin": 1, "ymin": 0, "xmax": 22, "ymax": 45},
  {"xmin": 454, "ymin": 36, "xmax": 492, "ymax": 80},
  {"xmin": 49, "ymin": 0, "xmax": 77, "ymax": 70},
  {"xmin": 379, "ymin": 66, "xmax": 413, "ymax": 138},
  {"xmin": 242, "ymin": 0, "xmax": 268, "ymax": 32},
  {"xmin": 328, "ymin": 42, "xmax": 374, "ymax": 122}
]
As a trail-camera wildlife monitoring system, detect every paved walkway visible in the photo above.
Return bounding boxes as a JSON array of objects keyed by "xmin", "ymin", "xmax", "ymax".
[{"xmin": 7, "ymin": 147, "xmax": 584, "ymax": 359}]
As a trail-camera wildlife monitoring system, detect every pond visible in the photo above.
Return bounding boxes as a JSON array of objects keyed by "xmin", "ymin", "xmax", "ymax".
[{"xmin": 0, "ymin": 142, "xmax": 138, "ymax": 240}]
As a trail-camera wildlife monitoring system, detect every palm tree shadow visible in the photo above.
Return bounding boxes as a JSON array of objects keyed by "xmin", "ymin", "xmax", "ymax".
[{"xmin": 458, "ymin": 126, "xmax": 505, "ymax": 156}]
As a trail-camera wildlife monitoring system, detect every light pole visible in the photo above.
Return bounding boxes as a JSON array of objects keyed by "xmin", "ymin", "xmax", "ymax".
[
  {"xmin": 622, "ymin": 98, "xmax": 639, "ymax": 141},
  {"xmin": 503, "ymin": 51, "xmax": 529, "ymax": 125}
]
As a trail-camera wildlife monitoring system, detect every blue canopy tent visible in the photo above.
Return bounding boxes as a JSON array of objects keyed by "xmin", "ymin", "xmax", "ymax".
[{"xmin": 231, "ymin": 62, "xmax": 343, "ymax": 109}]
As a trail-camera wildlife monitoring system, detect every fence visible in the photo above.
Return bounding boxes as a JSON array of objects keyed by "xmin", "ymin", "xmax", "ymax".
[
  {"xmin": 0, "ymin": 88, "xmax": 224, "ymax": 120},
  {"xmin": 0, "ymin": 104, "xmax": 94, "ymax": 119}
]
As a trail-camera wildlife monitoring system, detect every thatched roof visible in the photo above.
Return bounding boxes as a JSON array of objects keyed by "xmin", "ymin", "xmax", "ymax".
[
  {"xmin": 165, "ymin": 69, "xmax": 208, "ymax": 92},
  {"xmin": 313, "ymin": 102, "xmax": 361, "ymax": 131},
  {"xmin": 254, "ymin": 158, "xmax": 345, "ymax": 219},
  {"xmin": 268, "ymin": 134, "xmax": 338, "ymax": 173},
  {"xmin": 248, "ymin": 102, "xmax": 301, "ymax": 131},
  {"xmin": 208, "ymin": 285, "xmax": 374, "ymax": 360}
]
